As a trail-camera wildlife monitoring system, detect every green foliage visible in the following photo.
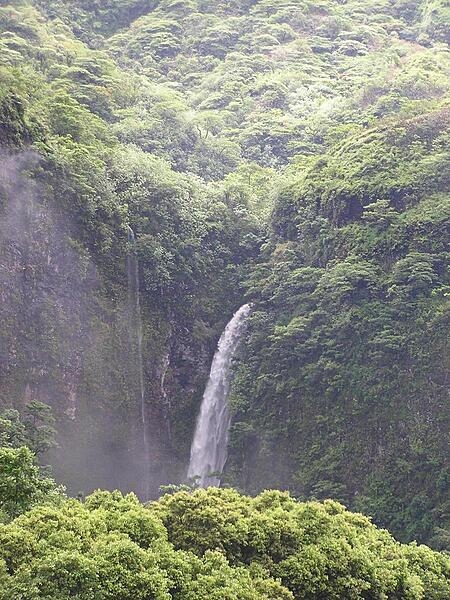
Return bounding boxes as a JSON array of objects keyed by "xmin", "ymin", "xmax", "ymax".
[
  {"xmin": 0, "ymin": 402, "xmax": 56, "ymax": 455},
  {"xmin": 35, "ymin": 0, "xmax": 157, "ymax": 39},
  {"xmin": 228, "ymin": 103, "xmax": 450, "ymax": 548},
  {"xmin": 0, "ymin": 404, "xmax": 61, "ymax": 521},
  {"xmin": 0, "ymin": 488, "xmax": 448, "ymax": 599},
  {"xmin": 0, "ymin": 446, "xmax": 62, "ymax": 521},
  {"xmin": 0, "ymin": 0, "xmax": 449, "ymax": 553},
  {"xmin": 420, "ymin": 0, "xmax": 450, "ymax": 42}
]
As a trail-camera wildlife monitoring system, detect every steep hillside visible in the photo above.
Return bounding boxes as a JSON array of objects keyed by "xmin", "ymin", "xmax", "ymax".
[
  {"xmin": 228, "ymin": 110, "xmax": 449, "ymax": 548},
  {"xmin": 0, "ymin": 0, "xmax": 262, "ymax": 496},
  {"xmin": 0, "ymin": 0, "xmax": 448, "ymax": 548}
]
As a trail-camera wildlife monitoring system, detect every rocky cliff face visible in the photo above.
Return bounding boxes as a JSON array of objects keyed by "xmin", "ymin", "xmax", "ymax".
[{"xmin": 0, "ymin": 151, "xmax": 229, "ymax": 498}]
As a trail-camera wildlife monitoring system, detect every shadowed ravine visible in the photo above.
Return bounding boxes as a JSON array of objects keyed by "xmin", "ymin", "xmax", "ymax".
[{"xmin": 127, "ymin": 226, "xmax": 150, "ymax": 497}]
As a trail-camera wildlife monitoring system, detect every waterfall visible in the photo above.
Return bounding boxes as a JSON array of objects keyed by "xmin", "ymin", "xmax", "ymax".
[
  {"xmin": 188, "ymin": 304, "xmax": 252, "ymax": 487},
  {"xmin": 127, "ymin": 227, "xmax": 149, "ymax": 488}
]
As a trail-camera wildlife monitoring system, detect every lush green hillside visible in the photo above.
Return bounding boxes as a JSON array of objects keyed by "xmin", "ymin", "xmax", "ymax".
[
  {"xmin": 227, "ymin": 109, "xmax": 450, "ymax": 548},
  {"xmin": 0, "ymin": 0, "xmax": 263, "ymax": 495},
  {"xmin": 0, "ymin": 0, "xmax": 449, "ymax": 555}
]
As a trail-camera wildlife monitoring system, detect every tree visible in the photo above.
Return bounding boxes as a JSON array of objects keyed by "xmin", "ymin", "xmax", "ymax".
[
  {"xmin": 0, "ymin": 446, "xmax": 62, "ymax": 521},
  {"xmin": 0, "ymin": 402, "xmax": 56, "ymax": 456}
]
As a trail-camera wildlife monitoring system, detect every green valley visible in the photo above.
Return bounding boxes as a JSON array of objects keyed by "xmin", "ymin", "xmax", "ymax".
[{"xmin": 0, "ymin": 1, "xmax": 449, "ymax": 595}]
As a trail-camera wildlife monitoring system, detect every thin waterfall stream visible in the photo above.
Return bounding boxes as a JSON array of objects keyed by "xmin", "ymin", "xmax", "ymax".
[
  {"xmin": 188, "ymin": 304, "xmax": 252, "ymax": 487},
  {"xmin": 127, "ymin": 226, "xmax": 150, "ymax": 495}
]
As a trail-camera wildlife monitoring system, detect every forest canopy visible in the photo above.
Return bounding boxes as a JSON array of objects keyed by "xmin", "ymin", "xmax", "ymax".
[{"xmin": 1, "ymin": 483, "xmax": 450, "ymax": 599}]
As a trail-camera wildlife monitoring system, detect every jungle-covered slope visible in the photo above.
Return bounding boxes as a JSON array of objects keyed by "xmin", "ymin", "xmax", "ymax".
[{"xmin": 0, "ymin": 0, "xmax": 449, "ymax": 548}]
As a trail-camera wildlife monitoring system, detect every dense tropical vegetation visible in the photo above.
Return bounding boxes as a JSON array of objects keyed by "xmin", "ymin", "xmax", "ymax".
[
  {"xmin": 1, "ymin": 482, "xmax": 450, "ymax": 599},
  {"xmin": 0, "ymin": 1, "xmax": 449, "ymax": 592}
]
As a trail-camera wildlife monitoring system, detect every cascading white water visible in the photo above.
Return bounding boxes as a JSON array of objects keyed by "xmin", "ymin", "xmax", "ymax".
[
  {"xmin": 188, "ymin": 304, "xmax": 252, "ymax": 487},
  {"xmin": 127, "ymin": 227, "xmax": 149, "ymax": 478}
]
